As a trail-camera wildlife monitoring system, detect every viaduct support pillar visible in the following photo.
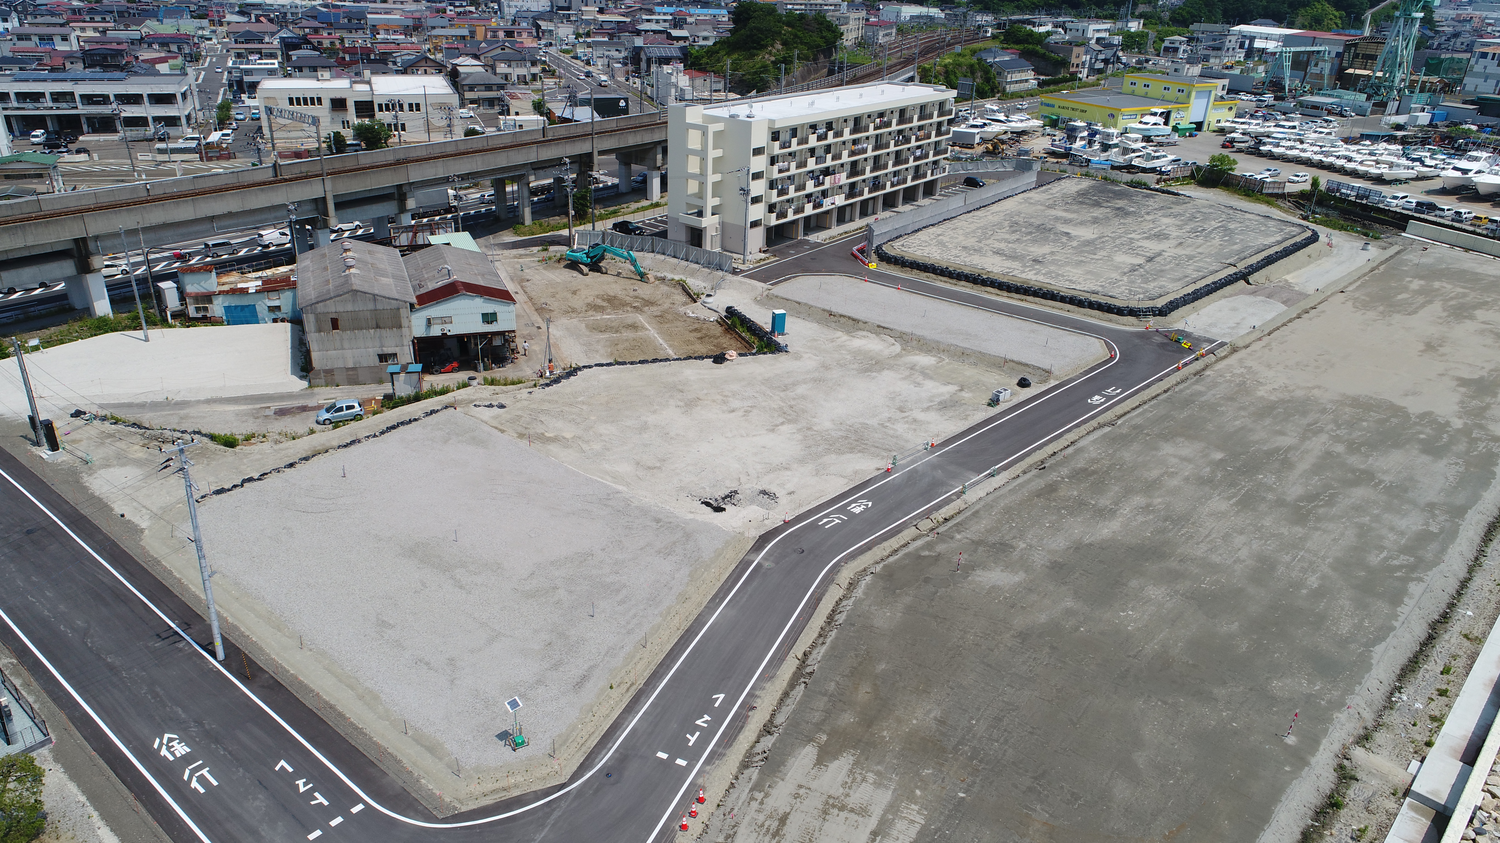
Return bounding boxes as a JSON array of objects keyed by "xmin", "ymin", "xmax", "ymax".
[
  {"xmin": 519, "ymin": 170, "xmax": 532, "ymax": 226},
  {"xmin": 646, "ymin": 167, "xmax": 661, "ymax": 202},
  {"xmin": 617, "ymin": 161, "xmax": 632, "ymax": 195},
  {"xmin": 67, "ymin": 239, "xmax": 112, "ymax": 317}
]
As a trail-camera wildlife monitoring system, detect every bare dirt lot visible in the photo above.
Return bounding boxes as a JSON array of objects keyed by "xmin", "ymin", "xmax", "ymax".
[
  {"xmin": 708, "ymin": 242, "xmax": 1500, "ymax": 843},
  {"xmin": 886, "ymin": 178, "xmax": 1307, "ymax": 303},
  {"xmin": 495, "ymin": 248, "xmax": 741, "ymax": 365}
]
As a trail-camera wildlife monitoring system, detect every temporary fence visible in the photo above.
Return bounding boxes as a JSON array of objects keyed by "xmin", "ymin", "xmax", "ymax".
[{"xmin": 575, "ymin": 229, "xmax": 735, "ymax": 272}]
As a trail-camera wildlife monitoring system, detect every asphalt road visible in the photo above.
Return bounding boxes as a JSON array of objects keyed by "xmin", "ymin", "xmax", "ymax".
[{"xmin": 0, "ymin": 235, "xmax": 1216, "ymax": 842}]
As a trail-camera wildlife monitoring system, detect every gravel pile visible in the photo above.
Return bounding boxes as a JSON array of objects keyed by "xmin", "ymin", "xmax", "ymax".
[{"xmin": 198, "ymin": 410, "xmax": 733, "ymax": 769}]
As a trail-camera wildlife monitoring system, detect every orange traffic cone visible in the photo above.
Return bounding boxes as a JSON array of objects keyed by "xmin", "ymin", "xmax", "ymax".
[
  {"xmin": 697, "ymin": 788, "xmax": 706, "ymax": 804},
  {"xmin": 689, "ymin": 806, "xmax": 699, "ymax": 819},
  {"xmin": 680, "ymin": 815, "xmax": 689, "ymax": 831}
]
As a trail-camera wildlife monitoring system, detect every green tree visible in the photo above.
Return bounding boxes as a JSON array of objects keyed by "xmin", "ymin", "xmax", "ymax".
[
  {"xmin": 1308, "ymin": 174, "xmax": 1322, "ymax": 211},
  {"xmin": 687, "ymin": 1, "xmax": 841, "ymax": 93},
  {"xmin": 351, "ymin": 120, "xmax": 392, "ymax": 151},
  {"xmin": 1199, "ymin": 152, "xmax": 1238, "ymax": 186},
  {"xmin": 463, "ymin": 126, "xmax": 484, "ymax": 137},
  {"xmin": 1295, "ymin": 0, "xmax": 1343, "ymax": 30},
  {"xmin": 0, "ymin": 755, "xmax": 46, "ymax": 843},
  {"xmin": 326, "ymin": 130, "xmax": 347, "ymax": 154},
  {"xmin": 1169, "ymin": 0, "xmax": 1221, "ymax": 27},
  {"xmin": 571, "ymin": 179, "xmax": 592, "ymax": 222},
  {"xmin": 917, "ymin": 46, "xmax": 1000, "ymax": 99},
  {"xmin": 999, "ymin": 24, "xmax": 1048, "ymax": 47},
  {"xmin": 215, "ymin": 99, "xmax": 233, "ymax": 128},
  {"xmin": 532, "ymin": 97, "xmax": 550, "ymax": 122},
  {"xmin": 1120, "ymin": 30, "xmax": 1151, "ymax": 53}
]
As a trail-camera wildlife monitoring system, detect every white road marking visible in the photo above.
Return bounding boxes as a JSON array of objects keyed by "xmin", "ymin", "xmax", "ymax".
[
  {"xmin": 655, "ymin": 751, "xmax": 669, "ymax": 759},
  {"xmin": 329, "ymin": 816, "xmax": 343, "ymax": 826},
  {"xmin": 306, "ymin": 831, "xmax": 321, "ymax": 840},
  {"xmin": 674, "ymin": 758, "xmax": 687, "ymax": 766},
  {"xmin": 0, "ymin": 592, "xmax": 214, "ymax": 842},
  {"xmin": 350, "ymin": 804, "xmax": 363, "ymax": 813}
]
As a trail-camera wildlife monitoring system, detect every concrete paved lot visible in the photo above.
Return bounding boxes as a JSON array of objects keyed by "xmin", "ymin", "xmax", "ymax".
[
  {"xmin": 197, "ymin": 410, "xmax": 734, "ymax": 776},
  {"xmin": 712, "ymin": 243, "xmax": 1500, "ymax": 843},
  {"xmin": 887, "ymin": 178, "xmax": 1305, "ymax": 302},
  {"xmin": 0, "ymin": 323, "xmax": 305, "ymax": 416},
  {"xmin": 772, "ymin": 274, "xmax": 1104, "ymax": 377}
]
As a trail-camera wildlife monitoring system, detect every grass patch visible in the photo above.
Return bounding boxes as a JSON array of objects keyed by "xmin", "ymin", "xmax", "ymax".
[
  {"xmin": 511, "ymin": 200, "xmax": 667, "ymax": 238},
  {"xmin": 1436, "ymin": 687, "xmax": 1450, "ymax": 696},
  {"xmin": 206, "ymin": 432, "xmax": 240, "ymax": 449},
  {"xmin": 1299, "ymin": 762, "xmax": 1359, "ymax": 843},
  {"xmin": 481, "ymin": 375, "xmax": 532, "ymax": 387},
  {"xmin": 1309, "ymin": 214, "xmax": 1384, "ymax": 240},
  {"xmin": 381, "ymin": 382, "xmax": 469, "ymax": 411},
  {"xmin": 723, "ymin": 310, "xmax": 779, "ymax": 354}
]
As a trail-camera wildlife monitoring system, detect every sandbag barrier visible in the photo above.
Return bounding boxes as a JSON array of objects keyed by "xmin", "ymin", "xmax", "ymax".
[
  {"xmin": 533, "ymin": 308, "xmax": 786, "ymax": 390},
  {"xmin": 873, "ymin": 226, "xmax": 1319, "ymax": 319},
  {"xmin": 197, "ymin": 405, "xmax": 456, "ymax": 501}
]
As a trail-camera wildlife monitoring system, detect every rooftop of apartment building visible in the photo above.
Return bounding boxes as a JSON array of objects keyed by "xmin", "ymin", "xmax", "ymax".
[{"xmin": 697, "ymin": 82, "xmax": 950, "ymax": 122}]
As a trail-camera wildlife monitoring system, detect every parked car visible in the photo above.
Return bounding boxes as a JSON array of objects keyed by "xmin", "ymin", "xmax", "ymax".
[
  {"xmin": 71, "ymin": 146, "xmax": 90, "ymax": 156},
  {"xmin": 331, "ymin": 221, "xmax": 360, "ymax": 232},
  {"xmin": 233, "ymin": 110, "xmax": 247, "ymax": 121},
  {"xmin": 213, "ymin": 65, "xmax": 222, "ymax": 72},
  {"xmin": 315, "ymin": 400, "xmax": 364, "ymax": 425},
  {"xmin": 1412, "ymin": 199, "xmax": 1440, "ymax": 214},
  {"xmin": 28, "ymin": 129, "xmax": 48, "ymax": 144},
  {"xmin": 256, "ymin": 228, "xmax": 290, "ymax": 247},
  {"xmin": 1385, "ymin": 192, "xmax": 1410, "ymax": 208},
  {"xmin": 1287, "ymin": 172, "xmax": 1310, "ymax": 184},
  {"xmin": 962, "ymin": 176, "xmax": 986, "ymax": 188},
  {"xmin": 1452, "ymin": 208, "xmax": 1476, "ymax": 223},
  {"xmin": 612, "ymin": 219, "xmax": 646, "ymax": 235},
  {"xmin": 249, "ymin": 109, "xmax": 260, "ymax": 120},
  {"xmin": 457, "ymin": 108, "xmax": 475, "ymax": 119},
  {"xmin": 466, "ymin": 124, "xmax": 486, "ymax": 135},
  {"xmin": 1260, "ymin": 167, "xmax": 1281, "ymax": 176},
  {"xmin": 40, "ymin": 140, "xmax": 69, "ymax": 153}
]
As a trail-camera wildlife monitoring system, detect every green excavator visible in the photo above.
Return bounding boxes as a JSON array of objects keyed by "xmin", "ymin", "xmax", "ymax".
[{"xmin": 563, "ymin": 243, "xmax": 650, "ymax": 281}]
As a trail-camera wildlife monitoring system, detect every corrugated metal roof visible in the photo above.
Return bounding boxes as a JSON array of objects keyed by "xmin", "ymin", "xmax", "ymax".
[
  {"xmin": 296, "ymin": 239, "xmax": 415, "ymax": 308},
  {"xmin": 403, "ymin": 243, "xmax": 508, "ymax": 298}
]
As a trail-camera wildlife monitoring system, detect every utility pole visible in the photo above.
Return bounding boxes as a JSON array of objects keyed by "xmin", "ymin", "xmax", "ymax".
[
  {"xmin": 543, "ymin": 315, "xmax": 553, "ymax": 376},
  {"xmin": 9, "ymin": 338, "xmax": 42, "ymax": 447},
  {"xmin": 562, "ymin": 157, "xmax": 575, "ymax": 246},
  {"xmin": 287, "ymin": 202, "xmax": 299, "ymax": 257},
  {"xmin": 137, "ymin": 228, "xmax": 162, "ymax": 321},
  {"xmin": 168, "ymin": 442, "xmax": 225, "ymax": 662},
  {"xmin": 119, "ymin": 227, "xmax": 150, "ymax": 342},
  {"xmin": 589, "ymin": 97, "xmax": 598, "ymax": 230}
]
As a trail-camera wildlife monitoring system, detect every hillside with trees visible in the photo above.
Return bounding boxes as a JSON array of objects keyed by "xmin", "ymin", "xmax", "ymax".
[
  {"xmin": 686, "ymin": 0, "xmax": 841, "ymax": 94},
  {"xmin": 970, "ymin": 0, "xmax": 1374, "ymax": 32}
]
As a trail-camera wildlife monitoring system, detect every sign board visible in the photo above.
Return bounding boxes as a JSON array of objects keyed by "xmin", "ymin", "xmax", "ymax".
[
  {"xmin": 956, "ymin": 77, "xmax": 974, "ymax": 98},
  {"xmin": 264, "ymin": 105, "xmax": 320, "ymax": 127},
  {"xmin": 505, "ymin": 697, "xmax": 523, "ymax": 713}
]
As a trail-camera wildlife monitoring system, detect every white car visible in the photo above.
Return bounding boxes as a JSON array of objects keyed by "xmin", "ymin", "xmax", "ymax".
[
  {"xmin": 28, "ymin": 129, "xmax": 48, "ymax": 144},
  {"xmin": 1287, "ymin": 172, "xmax": 1310, "ymax": 184},
  {"xmin": 331, "ymin": 221, "xmax": 360, "ymax": 232},
  {"xmin": 256, "ymin": 228, "xmax": 291, "ymax": 247},
  {"xmin": 597, "ymin": 76, "xmax": 609, "ymax": 86},
  {"xmin": 467, "ymin": 124, "xmax": 486, "ymax": 134},
  {"xmin": 457, "ymin": 108, "xmax": 475, "ymax": 119}
]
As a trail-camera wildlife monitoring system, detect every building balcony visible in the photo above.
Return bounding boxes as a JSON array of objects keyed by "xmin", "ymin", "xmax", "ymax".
[
  {"xmin": 893, "ymin": 154, "xmax": 910, "ymax": 167},
  {"xmin": 845, "ymin": 185, "xmax": 865, "ymax": 199},
  {"xmin": 893, "ymin": 173, "xmax": 910, "ymax": 186},
  {"xmin": 897, "ymin": 113, "xmax": 914, "ymax": 125},
  {"xmin": 937, "ymin": 124, "xmax": 950, "ymax": 137},
  {"xmin": 776, "ymin": 186, "xmax": 789, "ymax": 197},
  {"xmin": 873, "ymin": 118, "xmax": 892, "ymax": 130},
  {"xmin": 872, "ymin": 140, "xmax": 891, "ymax": 152},
  {"xmin": 815, "ymin": 130, "xmax": 829, "ymax": 142},
  {"xmin": 916, "ymin": 129, "xmax": 933, "ymax": 142},
  {"xmin": 776, "ymin": 208, "xmax": 788, "ymax": 220},
  {"xmin": 912, "ymin": 148, "xmax": 930, "ymax": 161},
  {"xmin": 852, "ymin": 121, "xmax": 868, "ymax": 134},
  {"xmin": 831, "ymin": 150, "xmax": 843, "ymax": 161},
  {"xmin": 776, "ymin": 161, "xmax": 791, "ymax": 173},
  {"xmin": 815, "ymin": 154, "xmax": 827, "ymax": 165},
  {"xmin": 832, "ymin": 128, "xmax": 845, "ymax": 138},
  {"xmin": 850, "ymin": 143, "xmax": 870, "ymax": 155},
  {"xmin": 848, "ymin": 165, "xmax": 866, "ymax": 177},
  {"xmin": 870, "ymin": 180, "xmax": 886, "ymax": 191},
  {"xmin": 895, "ymin": 135, "xmax": 912, "ymax": 146},
  {"xmin": 779, "ymin": 138, "xmax": 792, "ymax": 150},
  {"xmin": 938, "ymin": 104, "xmax": 953, "ymax": 117},
  {"xmin": 798, "ymin": 135, "xmax": 811, "ymax": 146}
]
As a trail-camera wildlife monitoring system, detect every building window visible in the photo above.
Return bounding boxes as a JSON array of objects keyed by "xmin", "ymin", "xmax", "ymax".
[
  {"xmin": 751, "ymin": 170, "xmax": 764, "ymax": 182},
  {"xmin": 752, "ymin": 145, "xmax": 765, "ymax": 156},
  {"xmin": 149, "ymin": 93, "xmax": 177, "ymax": 105},
  {"xmin": 481, "ymin": 311, "xmax": 498, "ymax": 324},
  {"xmin": 750, "ymin": 219, "xmax": 762, "ymax": 227},
  {"xmin": 377, "ymin": 352, "xmax": 398, "ymax": 363},
  {"xmin": 427, "ymin": 315, "xmax": 453, "ymax": 327},
  {"xmin": 1177, "ymin": 87, "xmax": 1185, "ymax": 93},
  {"xmin": 751, "ymin": 194, "xmax": 763, "ymax": 204},
  {"xmin": 329, "ymin": 316, "xmax": 340, "ymax": 331},
  {"xmin": 331, "ymin": 97, "xmax": 347, "ymax": 111},
  {"xmin": 1142, "ymin": 83, "xmax": 1150, "ymax": 89},
  {"xmin": 267, "ymin": 305, "xmax": 282, "ymax": 314}
]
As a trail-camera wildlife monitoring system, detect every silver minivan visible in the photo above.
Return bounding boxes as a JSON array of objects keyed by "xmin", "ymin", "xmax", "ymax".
[{"xmin": 315, "ymin": 400, "xmax": 364, "ymax": 425}]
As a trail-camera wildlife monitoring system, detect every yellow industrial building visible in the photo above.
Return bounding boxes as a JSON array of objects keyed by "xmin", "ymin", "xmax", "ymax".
[{"xmin": 1040, "ymin": 67, "xmax": 1239, "ymax": 133}]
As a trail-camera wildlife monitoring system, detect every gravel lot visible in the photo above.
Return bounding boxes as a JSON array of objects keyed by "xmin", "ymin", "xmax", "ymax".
[
  {"xmin": 197, "ymin": 410, "xmax": 734, "ymax": 779},
  {"xmin": 710, "ymin": 243, "xmax": 1500, "ymax": 843},
  {"xmin": 771, "ymin": 274, "xmax": 1104, "ymax": 376},
  {"xmin": 886, "ymin": 178, "xmax": 1306, "ymax": 303}
]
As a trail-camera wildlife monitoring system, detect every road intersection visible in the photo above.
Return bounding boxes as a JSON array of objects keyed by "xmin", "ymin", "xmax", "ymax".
[{"xmin": 0, "ymin": 237, "xmax": 1216, "ymax": 842}]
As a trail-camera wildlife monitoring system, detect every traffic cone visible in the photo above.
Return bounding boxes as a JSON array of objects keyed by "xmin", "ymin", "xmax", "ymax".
[
  {"xmin": 885, "ymin": 462, "xmax": 893, "ymax": 472},
  {"xmin": 681, "ymin": 815, "xmax": 689, "ymax": 831},
  {"xmin": 697, "ymin": 788, "xmax": 706, "ymax": 804},
  {"xmin": 689, "ymin": 806, "xmax": 699, "ymax": 819},
  {"xmin": 1176, "ymin": 362, "xmax": 1182, "ymax": 370}
]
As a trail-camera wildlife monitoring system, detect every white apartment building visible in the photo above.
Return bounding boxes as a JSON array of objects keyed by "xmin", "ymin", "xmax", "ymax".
[
  {"xmin": 0, "ymin": 70, "xmax": 198, "ymax": 139},
  {"xmin": 668, "ymin": 82, "xmax": 954, "ymax": 256},
  {"xmin": 256, "ymin": 76, "xmax": 461, "ymax": 149},
  {"xmin": 1461, "ymin": 40, "xmax": 1500, "ymax": 99}
]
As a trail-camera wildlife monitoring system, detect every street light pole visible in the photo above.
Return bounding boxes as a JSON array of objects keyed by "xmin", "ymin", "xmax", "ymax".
[
  {"xmin": 9, "ymin": 337, "xmax": 42, "ymax": 447},
  {"xmin": 562, "ymin": 157, "xmax": 575, "ymax": 246},
  {"xmin": 287, "ymin": 202, "xmax": 299, "ymax": 257},
  {"xmin": 119, "ymin": 227, "xmax": 150, "ymax": 342}
]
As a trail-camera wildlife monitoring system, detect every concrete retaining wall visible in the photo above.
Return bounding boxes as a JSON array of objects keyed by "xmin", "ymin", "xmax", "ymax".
[{"xmin": 1408, "ymin": 221, "xmax": 1500, "ymax": 259}]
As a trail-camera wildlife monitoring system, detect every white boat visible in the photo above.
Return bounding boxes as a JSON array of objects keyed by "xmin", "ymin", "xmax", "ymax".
[
  {"xmin": 1379, "ymin": 166, "xmax": 1418, "ymax": 181},
  {"xmin": 1475, "ymin": 171, "xmax": 1500, "ymax": 197},
  {"xmin": 1133, "ymin": 148, "xmax": 1181, "ymax": 170},
  {"xmin": 1126, "ymin": 113, "xmax": 1172, "ymax": 137},
  {"xmin": 1439, "ymin": 151, "xmax": 1497, "ymax": 190},
  {"xmin": 1412, "ymin": 166, "xmax": 1441, "ymax": 179},
  {"xmin": 960, "ymin": 119, "xmax": 1005, "ymax": 141}
]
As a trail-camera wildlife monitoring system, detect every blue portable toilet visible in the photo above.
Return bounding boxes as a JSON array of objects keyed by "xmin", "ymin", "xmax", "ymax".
[{"xmin": 771, "ymin": 310, "xmax": 786, "ymax": 336}]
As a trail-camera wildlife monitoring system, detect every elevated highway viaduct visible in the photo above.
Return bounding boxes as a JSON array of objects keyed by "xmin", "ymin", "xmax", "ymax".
[{"xmin": 0, "ymin": 111, "xmax": 667, "ymax": 316}]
